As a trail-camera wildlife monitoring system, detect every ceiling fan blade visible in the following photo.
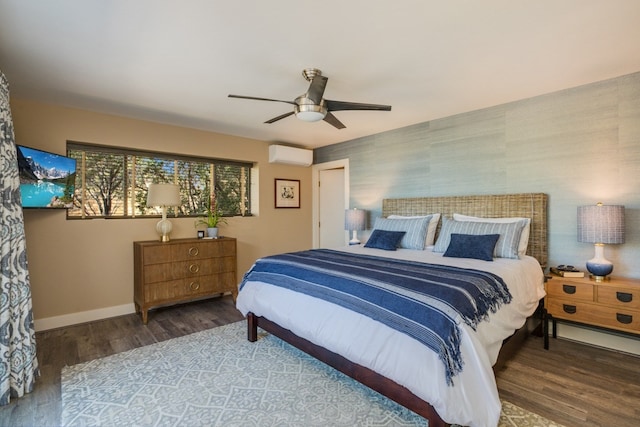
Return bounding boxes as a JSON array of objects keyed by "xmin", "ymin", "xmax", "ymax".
[
  {"xmin": 306, "ymin": 75, "xmax": 328, "ymax": 105},
  {"xmin": 325, "ymin": 99, "xmax": 392, "ymax": 112},
  {"xmin": 228, "ymin": 94, "xmax": 296, "ymax": 105},
  {"xmin": 323, "ymin": 112, "xmax": 346, "ymax": 129},
  {"xmin": 265, "ymin": 111, "xmax": 295, "ymax": 124}
]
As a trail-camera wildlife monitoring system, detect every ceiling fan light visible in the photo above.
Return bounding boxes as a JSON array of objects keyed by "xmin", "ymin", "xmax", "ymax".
[
  {"xmin": 296, "ymin": 110, "xmax": 325, "ymax": 122},
  {"xmin": 295, "ymin": 103, "xmax": 327, "ymax": 122}
]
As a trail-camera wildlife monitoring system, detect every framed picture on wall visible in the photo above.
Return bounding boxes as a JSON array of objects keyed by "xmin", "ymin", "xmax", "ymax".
[{"xmin": 274, "ymin": 179, "xmax": 300, "ymax": 208}]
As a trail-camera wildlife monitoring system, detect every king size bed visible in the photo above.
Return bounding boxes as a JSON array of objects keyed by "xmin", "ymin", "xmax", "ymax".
[{"xmin": 236, "ymin": 193, "xmax": 548, "ymax": 427}]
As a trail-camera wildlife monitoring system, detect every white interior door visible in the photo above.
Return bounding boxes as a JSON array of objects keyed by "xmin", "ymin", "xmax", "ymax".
[
  {"xmin": 318, "ymin": 168, "xmax": 346, "ymax": 248},
  {"xmin": 312, "ymin": 159, "xmax": 349, "ymax": 248}
]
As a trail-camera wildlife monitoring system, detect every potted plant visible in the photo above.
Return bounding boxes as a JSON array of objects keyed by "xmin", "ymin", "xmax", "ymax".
[{"xmin": 195, "ymin": 196, "xmax": 227, "ymax": 238}]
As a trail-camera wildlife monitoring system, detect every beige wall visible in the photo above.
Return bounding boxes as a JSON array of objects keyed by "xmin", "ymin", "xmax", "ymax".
[{"xmin": 10, "ymin": 99, "xmax": 312, "ymax": 327}]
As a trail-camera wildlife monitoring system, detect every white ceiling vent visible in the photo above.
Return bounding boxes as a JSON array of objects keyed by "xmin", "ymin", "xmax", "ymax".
[{"xmin": 268, "ymin": 145, "xmax": 313, "ymax": 167}]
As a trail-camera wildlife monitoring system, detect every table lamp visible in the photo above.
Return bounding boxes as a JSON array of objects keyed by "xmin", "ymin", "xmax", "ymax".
[
  {"xmin": 345, "ymin": 208, "xmax": 366, "ymax": 245},
  {"xmin": 147, "ymin": 183, "xmax": 181, "ymax": 242},
  {"xmin": 577, "ymin": 203, "xmax": 625, "ymax": 281}
]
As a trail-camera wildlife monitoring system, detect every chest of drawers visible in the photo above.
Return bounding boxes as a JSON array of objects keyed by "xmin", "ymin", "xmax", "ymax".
[
  {"xmin": 544, "ymin": 274, "xmax": 640, "ymax": 348},
  {"xmin": 133, "ymin": 237, "xmax": 237, "ymax": 324}
]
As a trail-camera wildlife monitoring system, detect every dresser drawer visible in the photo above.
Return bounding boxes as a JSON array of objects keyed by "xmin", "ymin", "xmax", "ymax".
[
  {"xmin": 138, "ymin": 242, "xmax": 210, "ymax": 265},
  {"xmin": 546, "ymin": 280, "xmax": 594, "ymax": 302},
  {"xmin": 546, "ymin": 298, "xmax": 592, "ymax": 323},
  {"xmin": 170, "ymin": 240, "xmax": 236, "ymax": 261},
  {"xmin": 143, "ymin": 259, "xmax": 225, "ymax": 283},
  {"xmin": 202, "ymin": 239, "xmax": 236, "ymax": 258},
  {"xmin": 597, "ymin": 286, "xmax": 640, "ymax": 310},
  {"xmin": 170, "ymin": 242, "xmax": 211, "ymax": 261},
  {"xmin": 144, "ymin": 278, "xmax": 186, "ymax": 303},
  {"xmin": 144, "ymin": 273, "xmax": 237, "ymax": 303},
  {"xmin": 138, "ymin": 240, "xmax": 237, "ymax": 265},
  {"xmin": 547, "ymin": 298, "xmax": 640, "ymax": 334},
  {"xmin": 140, "ymin": 244, "xmax": 173, "ymax": 265}
]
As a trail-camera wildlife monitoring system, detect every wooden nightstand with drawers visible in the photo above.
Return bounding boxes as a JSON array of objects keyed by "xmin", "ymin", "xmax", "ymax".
[{"xmin": 544, "ymin": 274, "xmax": 640, "ymax": 349}]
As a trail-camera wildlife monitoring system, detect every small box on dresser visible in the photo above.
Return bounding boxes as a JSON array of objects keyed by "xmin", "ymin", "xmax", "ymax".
[
  {"xmin": 544, "ymin": 274, "xmax": 640, "ymax": 349},
  {"xmin": 133, "ymin": 237, "xmax": 237, "ymax": 324}
]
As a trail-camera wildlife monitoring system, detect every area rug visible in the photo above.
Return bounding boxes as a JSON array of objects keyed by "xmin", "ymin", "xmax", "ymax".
[{"xmin": 61, "ymin": 321, "xmax": 564, "ymax": 427}]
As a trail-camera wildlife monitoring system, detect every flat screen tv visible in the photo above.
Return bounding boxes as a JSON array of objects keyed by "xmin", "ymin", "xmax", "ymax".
[{"xmin": 16, "ymin": 145, "xmax": 77, "ymax": 209}]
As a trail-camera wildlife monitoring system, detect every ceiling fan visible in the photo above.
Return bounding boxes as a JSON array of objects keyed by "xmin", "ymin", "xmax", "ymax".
[{"xmin": 228, "ymin": 68, "xmax": 391, "ymax": 129}]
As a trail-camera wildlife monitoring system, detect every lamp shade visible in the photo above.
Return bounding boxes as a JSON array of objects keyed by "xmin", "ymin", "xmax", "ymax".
[
  {"xmin": 577, "ymin": 203, "xmax": 625, "ymax": 244},
  {"xmin": 344, "ymin": 208, "xmax": 366, "ymax": 231},
  {"xmin": 146, "ymin": 183, "xmax": 180, "ymax": 207}
]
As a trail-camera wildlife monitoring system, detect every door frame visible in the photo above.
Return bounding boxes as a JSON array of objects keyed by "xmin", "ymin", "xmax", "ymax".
[{"xmin": 311, "ymin": 158, "xmax": 350, "ymax": 248}]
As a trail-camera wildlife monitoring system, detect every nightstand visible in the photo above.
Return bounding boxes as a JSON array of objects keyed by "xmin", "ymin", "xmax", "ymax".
[{"xmin": 544, "ymin": 274, "xmax": 640, "ymax": 349}]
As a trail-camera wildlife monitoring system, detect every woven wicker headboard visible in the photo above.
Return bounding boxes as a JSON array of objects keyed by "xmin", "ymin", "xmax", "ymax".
[{"xmin": 382, "ymin": 193, "xmax": 548, "ymax": 268}]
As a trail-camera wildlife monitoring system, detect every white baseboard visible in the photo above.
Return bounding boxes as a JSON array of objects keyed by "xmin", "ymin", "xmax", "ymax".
[
  {"xmin": 554, "ymin": 323, "xmax": 640, "ymax": 356},
  {"xmin": 34, "ymin": 303, "xmax": 137, "ymax": 332}
]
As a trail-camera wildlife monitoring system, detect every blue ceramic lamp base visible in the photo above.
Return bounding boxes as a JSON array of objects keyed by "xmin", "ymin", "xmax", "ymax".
[{"xmin": 586, "ymin": 243, "xmax": 613, "ymax": 282}]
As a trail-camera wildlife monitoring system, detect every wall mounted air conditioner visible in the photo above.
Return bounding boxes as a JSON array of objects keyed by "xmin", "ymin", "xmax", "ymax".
[{"xmin": 268, "ymin": 145, "xmax": 313, "ymax": 167}]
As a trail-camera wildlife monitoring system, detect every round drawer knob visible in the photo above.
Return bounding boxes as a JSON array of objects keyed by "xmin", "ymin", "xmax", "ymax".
[
  {"xmin": 188, "ymin": 247, "xmax": 199, "ymax": 256},
  {"xmin": 189, "ymin": 282, "xmax": 200, "ymax": 291},
  {"xmin": 189, "ymin": 264, "xmax": 200, "ymax": 273}
]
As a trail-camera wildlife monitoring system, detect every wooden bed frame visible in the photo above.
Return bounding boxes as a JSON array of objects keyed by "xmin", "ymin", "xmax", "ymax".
[{"xmin": 246, "ymin": 193, "xmax": 548, "ymax": 427}]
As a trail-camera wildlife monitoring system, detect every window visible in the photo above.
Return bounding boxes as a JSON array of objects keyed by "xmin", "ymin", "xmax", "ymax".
[{"xmin": 67, "ymin": 141, "xmax": 252, "ymax": 219}]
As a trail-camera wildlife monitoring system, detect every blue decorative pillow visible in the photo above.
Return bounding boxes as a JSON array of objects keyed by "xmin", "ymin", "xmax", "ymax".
[
  {"xmin": 443, "ymin": 233, "xmax": 500, "ymax": 261},
  {"xmin": 372, "ymin": 216, "xmax": 432, "ymax": 250},
  {"xmin": 364, "ymin": 230, "xmax": 406, "ymax": 251},
  {"xmin": 433, "ymin": 218, "xmax": 527, "ymax": 259}
]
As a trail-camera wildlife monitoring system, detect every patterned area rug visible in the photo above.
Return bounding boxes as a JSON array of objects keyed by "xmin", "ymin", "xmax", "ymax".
[{"xmin": 61, "ymin": 321, "xmax": 563, "ymax": 427}]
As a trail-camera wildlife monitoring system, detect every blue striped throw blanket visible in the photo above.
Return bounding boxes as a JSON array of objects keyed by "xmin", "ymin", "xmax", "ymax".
[{"xmin": 240, "ymin": 249, "xmax": 512, "ymax": 384}]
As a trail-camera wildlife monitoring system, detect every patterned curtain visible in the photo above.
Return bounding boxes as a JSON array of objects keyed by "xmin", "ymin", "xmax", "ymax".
[{"xmin": 0, "ymin": 70, "xmax": 39, "ymax": 405}]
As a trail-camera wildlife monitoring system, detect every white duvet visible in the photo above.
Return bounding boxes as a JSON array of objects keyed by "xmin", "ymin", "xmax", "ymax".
[{"xmin": 236, "ymin": 246, "xmax": 545, "ymax": 427}]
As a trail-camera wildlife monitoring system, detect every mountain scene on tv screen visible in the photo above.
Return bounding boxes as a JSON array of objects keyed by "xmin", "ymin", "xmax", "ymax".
[{"xmin": 17, "ymin": 146, "xmax": 76, "ymax": 208}]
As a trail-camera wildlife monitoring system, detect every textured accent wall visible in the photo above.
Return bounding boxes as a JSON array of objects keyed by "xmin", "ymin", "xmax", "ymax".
[{"xmin": 315, "ymin": 71, "xmax": 640, "ymax": 280}]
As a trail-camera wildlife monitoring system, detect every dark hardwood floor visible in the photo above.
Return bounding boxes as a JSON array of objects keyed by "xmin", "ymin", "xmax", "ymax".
[
  {"xmin": 0, "ymin": 296, "xmax": 638, "ymax": 427},
  {"xmin": 497, "ymin": 332, "xmax": 640, "ymax": 427}
]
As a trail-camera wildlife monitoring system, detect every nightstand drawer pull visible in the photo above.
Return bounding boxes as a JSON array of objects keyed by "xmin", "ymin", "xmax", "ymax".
[
  {"xmin": 616, "ymin": 313, "xmax": 632, "ymax": 324},
  {"xmin": 188, "ymin": 247, "xmax": 199, "ymax": 256},
  {"xmin": 562, "ymin": 285, "xmax": 576, "ymax": 294},
  {"xmin": 616, "ymin": 292, "xmax": 632, "ymax": 303},
  {"xmin": 189, "ymin": 281, "xmax": 200, "ymax": 291},
  {"xmin": 189, "ymin": 264, "xmax": 200, "ymax": 273},
  {"xmin": 562, "ymin": 304, "xmax": 577, "ymax": 314}
]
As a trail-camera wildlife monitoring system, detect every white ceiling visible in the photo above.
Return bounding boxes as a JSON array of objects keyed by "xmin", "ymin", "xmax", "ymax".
[{"xmin": 1, "ymin": 1, "xmax": 639, "ymax": 149}]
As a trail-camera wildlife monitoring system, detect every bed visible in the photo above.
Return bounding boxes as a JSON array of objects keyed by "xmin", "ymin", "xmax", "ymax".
[{"xmin": 236, "ymin": 193, "xmax": 548, "ymax": 427}]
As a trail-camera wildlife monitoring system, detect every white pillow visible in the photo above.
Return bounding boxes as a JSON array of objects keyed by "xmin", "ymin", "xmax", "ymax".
[
  {"xmin": 453, "ymin": 213, "xmax": 531, "ymax": 256},
  {"xmin": 388, "ymin": 213, "xmax": 441, "ymax": 246},
  {"xmin": 373, "ymin": 216, "xmax": 432, "ymax": 250}
]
